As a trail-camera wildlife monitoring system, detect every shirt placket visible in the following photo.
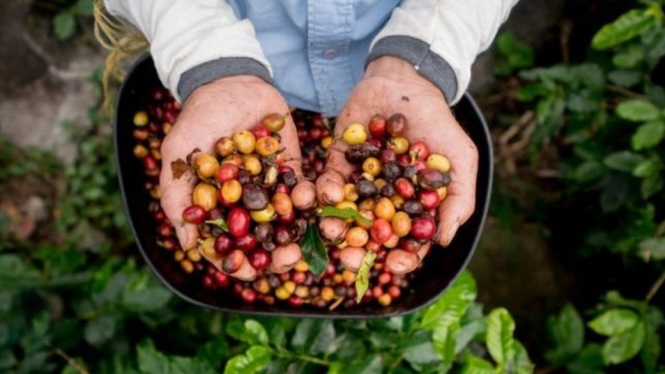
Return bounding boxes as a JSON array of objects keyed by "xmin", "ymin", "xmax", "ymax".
[{"xmin": 307, "ymin": 0, "xmax": 355, "ymax": 116}]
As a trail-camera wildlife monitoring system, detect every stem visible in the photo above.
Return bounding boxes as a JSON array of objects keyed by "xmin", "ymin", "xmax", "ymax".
[
  {"xmin": 387, "ymin": 355, "xmax": 403, "ymax": 374},
  {"xmin": 55, "ymin": 349, "xmax": 90, "ymax": 374},
  {"xmin": 274, "ymin": 351, "xmax": 330, "ymax": 366},
  {"xmin": 646, "ymin": 268, "xmax": 665, "ymax": 302},
  {"xmin": 604, "ymin": 84, "xmax": 646, "ymax": 99}
]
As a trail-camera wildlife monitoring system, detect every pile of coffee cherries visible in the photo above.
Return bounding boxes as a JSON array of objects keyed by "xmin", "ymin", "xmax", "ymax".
[
  {"xmin": 130, "ymin": 88, "xmax": 454, "ymax": 309},
  {"xmin": 317, "ymin": 114, "xmax": 451, "ymax": 285}
]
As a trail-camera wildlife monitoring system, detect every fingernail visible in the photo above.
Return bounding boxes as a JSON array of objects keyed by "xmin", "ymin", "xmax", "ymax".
[{"xmin": 442, "ymin": 222, "xmax": 460, "ymax": 247}]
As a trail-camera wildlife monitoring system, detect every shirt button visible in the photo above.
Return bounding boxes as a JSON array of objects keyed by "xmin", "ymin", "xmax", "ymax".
[{"xmin": 322, "ymin": 49, "xmax": 338, "ymax": 60}]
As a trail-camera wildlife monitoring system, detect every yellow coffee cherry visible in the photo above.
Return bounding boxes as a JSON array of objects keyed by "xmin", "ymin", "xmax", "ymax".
[
  {"xmin": 342, "ymin": 123, "xmax": 368, "ymax": 145},
  {"xmin": 243, "ymin": 155, "xmax": 262, "ymax": 176},
  {"xmin": 374, "ymin": 197, "xmax": 396, "ymax": 221},
  {"xmin": 321, "ymin": 136, "xmax": 332, "ymax": 149},
  {"xmin": 221, "ymin": 179, "xmax": 243, "ymax": 203},
  {"xmin": 387, "ymin": 137, "xmax": 410, "ymax": 155},
  {"xmin": 233, "ymin": 130, "xmax": 256, "ymax": 154},
  {"xmin": 426, "ymin": 153, "xmax": 451, "ymax": 173},
  {"xmin": 362, "ymin": 157, "xmax": 381, "ymax": 176},
  {"xmin": 133, "ymin": 111, "xmax": 149, "ymax": 126},
  {"xmin": 250, "ymin": 204, "xmax": 276, "ymax": 223},
  {"xmin": 343, "ymin": 183, "xmax": 359, "ymax": 202}
]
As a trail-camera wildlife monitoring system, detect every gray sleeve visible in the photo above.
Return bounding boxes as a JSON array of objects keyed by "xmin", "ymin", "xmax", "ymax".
[
  {"xmin": 366, "ymin": 35, "xmax": 458, "ymax": 103},
  {"xmin": 177, "ymin": 57, "xmax": 273, "ymax": 103}
]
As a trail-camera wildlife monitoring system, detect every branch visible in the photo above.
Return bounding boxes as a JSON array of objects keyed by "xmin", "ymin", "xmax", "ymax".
[{"xmin": 55, "ymin": 349, "xmax": 90, "ymax": 374}]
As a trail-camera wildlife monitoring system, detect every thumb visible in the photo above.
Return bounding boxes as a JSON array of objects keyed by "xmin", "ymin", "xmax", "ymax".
[
  {"xmin": 316, "ymin": 139, "xmax": 352, "ymax": 205},
  {"xmin": 276, "ymin": 113, "xmax": 303, "ymax": 178},
  {"xmin": 160, "ymin": 162, "xmax": 199, "ymax": 250}
]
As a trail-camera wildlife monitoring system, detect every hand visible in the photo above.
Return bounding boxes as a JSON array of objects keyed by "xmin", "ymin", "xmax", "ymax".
[
  {"xmin": 319, "ymin": 56, "xmax": 478, "ymax": 247},
  {"xmin": 160, "ymin": 76, "xmax": 302, "ymax": 250}
]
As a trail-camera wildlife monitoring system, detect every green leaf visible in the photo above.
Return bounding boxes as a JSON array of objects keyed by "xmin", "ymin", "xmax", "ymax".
[
  {"xmin": 632, "ymin": 121, "xmax": 665, "ymax": 150},
  {"xmin": 546, "ymin": 303, "xmax": 585, "ymax": 365},
  {"xmin": 75, "ymin": 0, "xmax": 94, "ymax": 15},
  {"xmin": 318, "ymin": 206, "xmax": 372, "ymax": 227},
  {"xmin": 300, "ymin": 224, "xmax": 328, "ymax": 277},
  {"xmin": 421, "ymin": 270, "xmax": 477, "ymax": 329},
  {"xmin": 122, "ymin": 286, "xmax": 172, "ymax": 312},
  {"xmin": 205, "ymin": 218, "xmax": 228, "ymax": 231},
  {"xmin": 572, "ymin": 162, "xmax": 605, "ymax": 183},
  {"xmin": 639, "ymin": 238, "xmax": 665, "ymax": 260},
  {"xmin": 602, "ymin": 322, "xmax": 646, "ymax": 365},
  {"xmin": 633, "ymin": 159, "xmax": 661, "ymax": 178},
  {"xmin": 355, "ymin": 251, "xmax": 376, "ymax": 303},
  {"xmin": 0, "ymin": 349, "xmax": 17, "ymax": 370},
  {"xmin": 603, "ymin": 151, "xmax": 646, "ymax": 172},
  {"xmin": 641, "ymin": 174, "xmax": 664, "ymax": 199},
  {"xmin": 53, "ymin": 11, "xmax": 76, "ymax": 40},
  {"xmin": 641, "ymin": 307, "xmax": 663, "ymax": 373},
  {"xmin": 402, "ymin": 330, "xmax": 441, "ymax": 366},
  {"xmin": 226, "ymin": 319, "xmax": 269, "ymax": 346},
  {"xmin": 244, "ymin": 320, "xmax": 269, "ymax": 346},
  {"xmin": 486, "ymin": 308, "xmax": 516, "ymax": 366},
  {"xmin": 588, "ymin": 309, "xmax": 640, "ymax": 336},
  {"xmin": 84, "ymin": 315, "xmax": 115, "ymax": 345},
  {"xmin": 592, "ymin": 9, "xmax": 659, "ymax": 50},
  {"xmin": 513, "ymin": 341, "xmax": 535, "ymax": 374},
  {"xmin": 460, "ymin": 354, "xmax": 496, "ymax": 374},
  {"xmin": 346, "ymin": 354, "xmax": 383, "ymax": 374},
  {"xmin": 608, "ymin": 70, "xmax": 642, "ymax": 87},
  {"xmin": 613, "ymin": 45, "xmax": 644, "ymax": 68},
  {"xmin": 567, "ymin": 344, "xmax": 605, "ymax": 374},
  {"xmin": 616, "ymin": 100, "xmax": 661, "ymax": 122},
  {"xmin": 432, "ymin": 319, "xmax": 459, "ymax": 369},
  {"xmin": 291, "ymin": 319, "xmax": 336, "ymax": 355},
  {"xmin": 137, "ymin": 341, "xmax": 170, "ymax": 374},
  {"xmin": 223, "ymin": 346, "xmax": 271, "ymax": 374}
]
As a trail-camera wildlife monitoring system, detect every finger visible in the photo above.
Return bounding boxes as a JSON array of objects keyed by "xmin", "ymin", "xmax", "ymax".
[
  {"xmin": 159, "ymin": 139, "xmax": 200, "ymax": 250},
  {"xmin": 278, "ymin": 113, "xmax": 303, "ymax": 177},
  {"xmin": 435, "ymin": 137, "xmax": 478, "ymax": 247}
]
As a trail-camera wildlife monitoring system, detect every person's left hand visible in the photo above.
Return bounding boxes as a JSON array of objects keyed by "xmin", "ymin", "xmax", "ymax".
[{"xmin": 318, "ymin": 56, "xmax": 478, "ymax": 252}]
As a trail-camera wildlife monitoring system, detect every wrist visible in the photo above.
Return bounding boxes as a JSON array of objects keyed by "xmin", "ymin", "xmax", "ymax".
[{"xmin": 365, "ymin": 56, "xmax": 443, "ymax": 96}]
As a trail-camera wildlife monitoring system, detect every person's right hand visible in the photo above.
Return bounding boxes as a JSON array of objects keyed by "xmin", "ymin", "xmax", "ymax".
[{"xmin": 159, "ymin": 76, "xmax": 302, "ymax": 252}]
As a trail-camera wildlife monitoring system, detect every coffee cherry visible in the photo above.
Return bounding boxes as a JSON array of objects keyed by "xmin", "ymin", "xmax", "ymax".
[
  {"xmin": 262, "ymin": 113, "xmax": 286, "ymax": 132},
  {"xmin": 214, "ymin": 234, "xmax": 233, "ymax": 255},
  {"xmin": 411, "ymin": 216, "xmax": 436, "ymax": 240},
  {"xmin": 356, "ymin": 179, "xmax": 378, "ymax": 198},
  {"xmin": 391, "ymin": 212, "xmax": 412, "ymax": 237},
  {"xmin": 374, "ymin": 198, "xmax": 396, "ymax": 221},
  {"xmin": 215, "ymin": 163, "xmax": 239, "ymax": 184},
  {"xmin": 214, "ymin": 137, "xmax": 235, "ymax": 157},
  {"xmin": 362, "ymin": 157, "xmax": 381, "ymax": 176},
  {"xmin": 368, "ymin": 114, "xmax": 387, "ymax": 138},
  {"xmin": 426, "ymin": 153, "xmax": 451, "ymax": 173},
  {"xmin": 227, "ymin": 208, "xmax": 250, "ymax": 237},
  {"xmin": 182, "ymin": 205, "xmax": 206, "ymax": 224},
  {"xmin": 249, "ymin": 249, "xmax": 271, "ymax": 270},
  {"xmin": 254, "ymin": 223, "xmax": 274, "ymax": 243},
  {"xmin": 194, "ymin": 153, "xmax": 219, "ymax": 178},
  {"xmin": 346, "ymin": 227, "xmax": 369, "ymax": 247},
  {"xmin": 233, "ymin": 130, "xmax": 256, "ymax": 154},
  {"xmin": 250, "ymin": 204, "xmax": 276, "ymax": 223},
  {"xmin": 419, "ymin": 190, "xmax": 441, "ymax": 211},
  {"xmin": 241, "ymin": 288, "xmax": 257, "ymax": 303},
  {"xmin": 133, "ymin": 144, "xmax": 148, "ymax": 158},
  {"xmin": 370, "ymin": 219, "xmax": 393, "ymax": 244},
  {"xmin": 387, "ymin": 137, "xmax": 410, "ymax": 155},
  {"xmin": 251, "ymin": 125, "xmax": 271, "ymax": 139},
  {"xmin": 272, "ymin": 192, "xmax": 293, "ymax": 215},
  {"xmin": 214, "ymin": 272, "xmax": 230, "ymax": 287},
  {"xmin": 387, "ymin": 113, "xmax": 407, "ymax": 136},
  {"xmin": 409, "ymin": 141, "xmax": 430, "ymax": 162},
  {"xmin": 222, "ymin": 250, "xmax": 245, "ymax": 273},
  {"xmin": 243, "ymin": 155, "xmax": 262, "ymax": 176},
  {"xmin": 193, "ymin": 183, "xmax": 218, "ymax": 211},
  {"xmin": 418, "ymin": 168, "xmax": 448, "ymax": 190},
  {"xmin": 221, "ymin": 180, "xmax": 243, "ymax": 203},
  {"xmin": 133, "ymin": 111, "xmax": 149, "ymax": 126},
  {"xmin": 256, "ymin": 136, "xmax": 280, "ymax": 156},
  {"xmin": 343, "ymin": 123, "xmax": 368, "ymax": 145},
  {"xmin": 236, "ymin": 233, "xmax": 257, "ymax": 251}
]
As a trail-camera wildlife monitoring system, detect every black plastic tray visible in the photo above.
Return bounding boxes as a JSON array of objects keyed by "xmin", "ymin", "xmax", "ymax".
[{"xmin": 114, "ymin": 55, "xmax": 493, "ymax": 318}]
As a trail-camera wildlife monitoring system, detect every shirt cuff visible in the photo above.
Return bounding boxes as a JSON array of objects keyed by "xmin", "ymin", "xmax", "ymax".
[
  {"xmin": 366, "ymin": 36, "xmax": 458, "ymax": 104},
  {"xmin": 177, "ymin": 57, "xmax": 273, "ymax": 103}
]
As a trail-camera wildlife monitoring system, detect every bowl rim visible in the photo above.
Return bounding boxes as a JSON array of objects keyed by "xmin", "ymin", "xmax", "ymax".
[{"xmin": 114, "ymin": 54, "xmax": 493, "ymax": 318}]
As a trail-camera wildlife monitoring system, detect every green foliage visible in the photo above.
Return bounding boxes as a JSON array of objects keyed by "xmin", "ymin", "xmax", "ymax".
[
  {"xmin": 499, "ymin": 2, "xmax": 665, "ymax": 372},
  {"xmin": 494, "ymin": 33, "xmax": 535, "ymax": 76},
  {"xmin": 32, "ymin": 0, "xmax": 94, "ymax": 41}
]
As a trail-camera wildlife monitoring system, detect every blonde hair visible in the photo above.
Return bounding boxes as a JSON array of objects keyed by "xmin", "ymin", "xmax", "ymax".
[{"xmin": 93, "ymin": 0, "xmax": 149, "ymax": 112}]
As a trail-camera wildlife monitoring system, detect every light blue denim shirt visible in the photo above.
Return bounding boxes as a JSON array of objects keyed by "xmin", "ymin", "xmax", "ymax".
[{"xmin": 178, "ymin": 0, "xmax": 456, "ymax": 117}]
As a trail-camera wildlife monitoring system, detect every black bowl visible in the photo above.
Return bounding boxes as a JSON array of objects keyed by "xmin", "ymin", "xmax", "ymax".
[{"xmin": 114, "ymin": 55, "xmax": 493, "ymax": 318}]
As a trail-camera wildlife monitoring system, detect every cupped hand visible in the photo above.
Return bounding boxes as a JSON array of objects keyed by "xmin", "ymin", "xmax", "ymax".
[
  {"xmin": 318, "ymin": 56, "xmax": 478, "ymax": 248},
  {"xmin": 160, "ymin": 76, "xmax": 302, "ymax": 250}
]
